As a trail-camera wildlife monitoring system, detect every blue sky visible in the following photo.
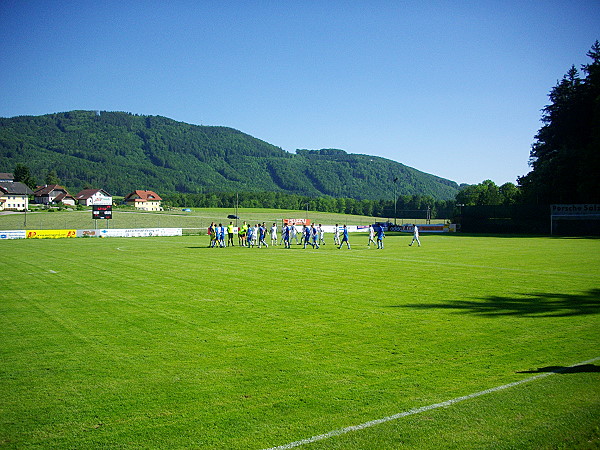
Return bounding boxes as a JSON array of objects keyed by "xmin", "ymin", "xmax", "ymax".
[{"xmin": 1, "ymin": 1, "xmax": 598, "ymax": 186}]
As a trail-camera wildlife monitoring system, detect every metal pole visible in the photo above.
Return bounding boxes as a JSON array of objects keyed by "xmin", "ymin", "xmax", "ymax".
[{"xmin": 393, "ymin": 177, "xmax": 398, "ymax": 225}]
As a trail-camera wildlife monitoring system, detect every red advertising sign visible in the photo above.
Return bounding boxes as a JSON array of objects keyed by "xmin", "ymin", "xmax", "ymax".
[{"xmin": 283, "ymin": 218, "xmax": 311, "ymax": 226}]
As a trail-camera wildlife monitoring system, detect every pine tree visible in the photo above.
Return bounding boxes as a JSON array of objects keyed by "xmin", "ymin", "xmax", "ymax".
[
  {"xmin": 519, "ymin": 41, "xmax": 600, "ymax": 203},
  {"xmin": 13, "ymin": 164, "xmax": 37, "ymax": 190}
]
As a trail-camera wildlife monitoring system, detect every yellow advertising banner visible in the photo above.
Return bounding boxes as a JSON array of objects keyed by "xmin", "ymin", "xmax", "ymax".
[{"xmin": 26, "ymin": 229, "xmax": 77, "ymax": 239}]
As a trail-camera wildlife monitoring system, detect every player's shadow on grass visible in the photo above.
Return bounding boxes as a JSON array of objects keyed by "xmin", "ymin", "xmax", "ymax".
[
  {"xmin": 517, "ymin": 364, "xmax": 600, "ymax": 374},
  {"xmin": 397, "ymin": 288, "xmax": 600, "ymax": 317}
]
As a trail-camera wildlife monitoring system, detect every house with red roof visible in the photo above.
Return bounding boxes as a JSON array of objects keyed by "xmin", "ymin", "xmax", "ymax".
[{"xmin": 124, "ymin": 190, "xmax": 163, "ymax": 211}]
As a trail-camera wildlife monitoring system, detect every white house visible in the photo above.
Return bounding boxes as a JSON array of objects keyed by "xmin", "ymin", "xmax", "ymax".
[
  {"xmin": 74, "ymin": 189, "xmax": 112, "ymax": 206},
  {"xmin": 0, "ymin": 181, "xmax": 34, "ymax": 211}
]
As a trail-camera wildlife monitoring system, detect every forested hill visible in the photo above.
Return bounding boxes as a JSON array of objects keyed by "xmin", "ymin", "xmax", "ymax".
[{"xmin": 0, "ymin": 110, "xmax": 459, "ymax": 200}]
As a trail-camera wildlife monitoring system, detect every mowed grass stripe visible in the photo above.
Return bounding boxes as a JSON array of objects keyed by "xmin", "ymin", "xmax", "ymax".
[{"xmin": 1, "ymin": 234, "xmax": 598, "ymax": 448}]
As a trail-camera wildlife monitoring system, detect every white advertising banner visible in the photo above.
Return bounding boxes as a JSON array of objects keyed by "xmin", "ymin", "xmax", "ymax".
[
  {"xmin": 383, "ymin": 224, "xmax": 456, "ymax": 233},
  {"xmin": 0, "ymin": 230, "xmax": 26, "ymax": 239},
  {"xmin": 551, "ymin": 204, "xmax": 600, "ymax": 216},
  {"xmin": 395, "ymin": 224, "xmax": 454, "ymax": 233},
  {"xmin": 78, "ymin": 228, "xmax": 182, "ymax": 238},
  {"xmin": 91, "ymin": 195, "xmax": 112, "ymax": 206}
]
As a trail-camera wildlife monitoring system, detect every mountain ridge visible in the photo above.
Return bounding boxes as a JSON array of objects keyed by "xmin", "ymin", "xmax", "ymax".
[{"xmin": 0, "ymin": 110, "xmax": 459, "ymax": 200}]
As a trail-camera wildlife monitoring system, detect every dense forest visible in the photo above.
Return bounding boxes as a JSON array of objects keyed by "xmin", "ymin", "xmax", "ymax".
[{"xmin": 0, "ymin": 111, "xmax": 459, "ymax": 201}]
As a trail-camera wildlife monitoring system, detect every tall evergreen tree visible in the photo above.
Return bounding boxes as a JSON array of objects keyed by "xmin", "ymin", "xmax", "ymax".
[
  {"xmin": 578, "ymin": 41, "xmax": 600, "ymax": 199},
  {"xmin": 45, "ymin": 170, "xmax": 61, "ymax": 185},
  {"xmin": 519, "ymin": 41, "xmax": 600, "ymax": 203},
  {"xmin": 13, "ymin": 163, "xmax": 37, "ymax": 190}
]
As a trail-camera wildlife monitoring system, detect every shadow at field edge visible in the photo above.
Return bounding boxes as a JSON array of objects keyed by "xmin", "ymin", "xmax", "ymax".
[
  {"xmin": 394, "ymin": 288, "xmax": 600, "ymax": 317},
  {"xmin": 517, "ymin": 364, "xmax": 600, "ymax": 374}
]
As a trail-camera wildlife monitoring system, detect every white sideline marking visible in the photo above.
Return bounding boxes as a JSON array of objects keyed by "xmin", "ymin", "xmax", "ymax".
[{"xmin": 265, "ymin": 356, "xmax": 600, "ymax": 450}]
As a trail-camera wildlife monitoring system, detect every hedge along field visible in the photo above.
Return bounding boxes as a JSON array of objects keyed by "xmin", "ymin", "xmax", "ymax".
[{"xmin": 1, "ymin": 233, "xmax": 598, "ymax": 448}]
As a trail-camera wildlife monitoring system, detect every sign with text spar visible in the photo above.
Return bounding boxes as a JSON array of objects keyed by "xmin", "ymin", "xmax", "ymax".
[{"xmin": 284, "ymin": 218, "xmax": 311, "ymax": 226}]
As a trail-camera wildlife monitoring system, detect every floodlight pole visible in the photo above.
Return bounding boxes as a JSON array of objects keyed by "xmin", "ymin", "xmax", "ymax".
[
  {"xmin": 393, "ymin": 177, "xmax": 398, "ymax": 225},
  {"xmin": 456, "ymin": 203, "xmax": 464, "ymax": 228},
  {"xmin": 235, "ymin": 192, "xmax": 239, "ymax": 227}
]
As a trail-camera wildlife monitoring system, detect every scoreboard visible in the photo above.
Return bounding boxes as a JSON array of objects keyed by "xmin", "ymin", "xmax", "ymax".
[{"xmin": 92, "ymin": 204, "xmax": 113, "ymax": 219}]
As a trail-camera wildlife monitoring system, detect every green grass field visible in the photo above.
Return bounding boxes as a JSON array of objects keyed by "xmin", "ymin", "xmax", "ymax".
[{"xmin": 1, "ymin": 229, "xmax": 599, "ymax": 448}]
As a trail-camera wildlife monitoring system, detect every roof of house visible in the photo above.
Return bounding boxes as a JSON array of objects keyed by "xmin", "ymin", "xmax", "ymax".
[
  {"xmin": 34, "ymin": 184, "xmax": 70, "ymax": 196},
  {"xmin": 0, "ymin": 173, "xmax": 14, "ymax": 181},
  {"xmin": 0, "ymin": 181, "xmax": 34, "ymax": 195},
  {"xmin": 75, "ymin": 189, "xmax": 112, "ymax": 200},
  {"xmin": 125, "ymin": 190, "xmax": 162, "ymax": 202},
  {"xmin": 54, "ymin": 192, "xmax": 75, "ymax": 202}
]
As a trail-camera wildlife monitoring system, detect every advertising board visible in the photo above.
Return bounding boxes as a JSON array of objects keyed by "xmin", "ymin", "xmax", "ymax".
[
  {"xmin": 551, "ymin": 204, "xmax": 600, "ymax": 216},
  {"xmin": 91, "ymin": 196, "xmax": 112, "ymax": 206},
  {"xmin": 395, "ymin": 224, "xmax": 455, "ymax": 233},
  {"xmin": 26, "ymin": 230, "xmax": 77, "ymax": 239},
  {"xmin": 0, "ymin": 230, "xmax": 26, "ymax": 239},
  {"xmin": 284, "ymin": 218, "xmax": 311, "ymax": 226},
  {"xmin": 77, "ymin": 228, "xmax": 182, "ymax": 238}
]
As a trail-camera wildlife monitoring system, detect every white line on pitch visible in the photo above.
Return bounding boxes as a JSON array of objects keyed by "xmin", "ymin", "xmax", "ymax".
[{"xmin": 264, "ymin": 356, "xmax": 600, "ymax": 450}]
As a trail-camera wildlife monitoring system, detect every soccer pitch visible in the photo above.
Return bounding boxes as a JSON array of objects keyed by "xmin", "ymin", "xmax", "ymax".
[{"xmin": 1, "ymin": 233, "xmax": 599, "ymax": 448}]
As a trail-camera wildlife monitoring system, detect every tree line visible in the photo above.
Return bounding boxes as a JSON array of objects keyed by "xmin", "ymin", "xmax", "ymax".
[{"xmin": 162, "ymin": 191, "xmax": 457, "ymax": 220}]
